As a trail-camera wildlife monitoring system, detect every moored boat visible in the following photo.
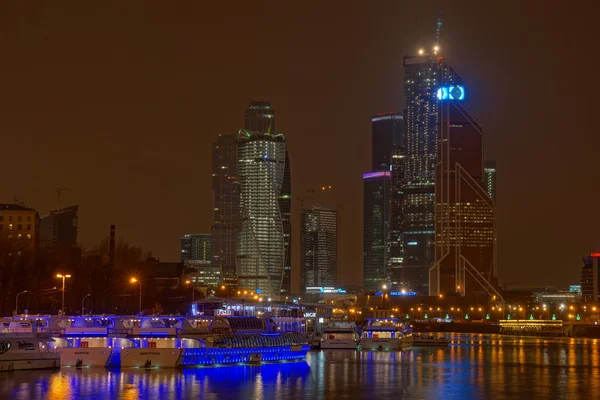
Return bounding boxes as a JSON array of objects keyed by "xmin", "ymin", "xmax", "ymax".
[
  {"xmin": 412, "ymin": 333, "xmax": 449, "ymax": 346},
  {"xmin": 320, "ymin": 322, "xmax": 360, "ymax": 350},
  {"xmin": 0, "ymin": 319, "xmax": 59, "ymax": 372},
  {"xmin": 359, "ymin": 318, "xmax": 412, "ymax": 351}
]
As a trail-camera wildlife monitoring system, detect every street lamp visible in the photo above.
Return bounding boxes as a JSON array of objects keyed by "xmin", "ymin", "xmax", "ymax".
[
  {"xmin": 81, "ymin": 294, "xmax": 91, "ymax": 315},
  {"xmin": 130, "ymin": 277, "xmax": 142, "ymax": 314},
  {"xmin": 56, "ymin": 274, "xmax": 72, "ymax": 315},
  {"xmin": 185, "ymin": 280, "xmax": 195, "ymax": 302},
  {"xmin": 15, "ymin": 290, "xmax": 28, "ymax": 315}
]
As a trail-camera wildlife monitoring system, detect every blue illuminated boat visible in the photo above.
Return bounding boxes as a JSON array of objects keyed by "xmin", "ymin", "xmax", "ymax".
[{"xmin": 116, "ymin": 316, "xmax": 310, "ymax": 368}]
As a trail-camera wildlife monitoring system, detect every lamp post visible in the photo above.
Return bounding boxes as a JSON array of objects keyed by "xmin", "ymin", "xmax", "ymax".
[
  {"xmin": 130, "ymin": 278, "xmax": 142, "ymax": 314},
  {"xmin": 81, "ymin": 293, "xmax": 91, "ymax": 315},
  {"xmin": 186, "ymin": 280, "xmax": 195, "ymax": 303},
  {"xmin": 15, "ymin": 290, "xmax": 28, "ymax": 315},
  {"xmin": 56, "ymin": 274, "xmax": 72, "ymax": 315}
]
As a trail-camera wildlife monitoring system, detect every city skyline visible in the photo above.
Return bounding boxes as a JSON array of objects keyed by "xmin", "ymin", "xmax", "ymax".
[{"xmin": 0, "ymin": 3, "xmax": 593, "ymax": 291}]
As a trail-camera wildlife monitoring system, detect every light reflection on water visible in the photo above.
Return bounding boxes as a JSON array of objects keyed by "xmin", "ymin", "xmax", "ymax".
[{"xmin": 1, "ymin": 334, "xmax": 600, "ymax": 399}]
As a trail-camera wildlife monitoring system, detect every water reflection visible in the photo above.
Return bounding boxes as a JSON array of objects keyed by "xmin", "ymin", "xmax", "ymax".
[{"xmin": 1, "ymin": 334, "xmax": 600, "ymax": 399}]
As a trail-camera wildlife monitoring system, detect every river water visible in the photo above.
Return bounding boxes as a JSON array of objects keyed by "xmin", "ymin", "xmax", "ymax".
[{"xmin": 1, "ymin": 333, "xmax": 600, "ymax": 399}]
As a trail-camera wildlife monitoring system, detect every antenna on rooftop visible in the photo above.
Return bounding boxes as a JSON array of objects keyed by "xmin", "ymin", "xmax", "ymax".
[{"xmin": 435, "ymin": 9, "xmax": 443, "ymax": 46}]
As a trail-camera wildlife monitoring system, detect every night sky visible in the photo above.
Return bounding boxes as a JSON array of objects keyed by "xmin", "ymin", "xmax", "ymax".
[{"xmin": 0, "ymin": 2, "xmax": 594, "ymax": 291}]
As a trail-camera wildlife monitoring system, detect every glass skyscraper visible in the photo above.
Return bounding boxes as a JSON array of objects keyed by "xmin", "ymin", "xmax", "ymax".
[
  {"xmin": 211, "ymin": 133, "xmax": 240, "ymax": 284},
  {"xmin": 181, "ymin": 234, "xmax": 212, "ymax": 262},
  {"xmin": 363, "ymin": 171, "xmax": 391, "ymax": 291},
  {"xmin": 430, "ymin": 83, "xmax": 499, "ymax": 298},
  {"xmin": 401, "ymin": 53, "xmax": 461, "ymax": 294},
  {"xmin": 369, "ymin": 113, "xmax": 405, "ymax": 290},
  {"xmin": 237, "ymin": 101, "xmax": 291, "ymax": 297},
  {"xmin": 301, "ymin": 207, "xmax": 338, "ymax": 292}
]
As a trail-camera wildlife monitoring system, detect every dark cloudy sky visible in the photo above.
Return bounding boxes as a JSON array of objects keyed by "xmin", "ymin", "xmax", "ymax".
[{"xmin": 0, "ymin": 1, "xmax": 594, "ymax": 291}]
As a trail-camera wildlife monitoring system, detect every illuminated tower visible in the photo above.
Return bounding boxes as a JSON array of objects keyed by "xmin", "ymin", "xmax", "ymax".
[
  {"xmin": 401, "ymin": 51, "xmax": 461, "ymax": 294},
  {"xmin": 237, "ymin": 101, "xmax": 291, "ymax": 297},
  {"xmin": 430, "ymin": 84, "xmax": 501, "ymax": 300},
  {"xmin": 212, "ymin": 134, "xmax": 240, "ymax": 284},
  {"xmin": 371, "ymin": 112, "xmax": 405, "ymax": 289},
  {"xmin": 301, "ymin": 207, "xmax": 338, "ymax": 292},
  {"xmin": 363, "ymin": 171, "xmax": 392, "ymax": 291}
]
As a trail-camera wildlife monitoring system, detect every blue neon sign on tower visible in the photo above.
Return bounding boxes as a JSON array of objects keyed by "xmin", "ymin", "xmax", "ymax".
[{"xmin": 436, "ymin": 85, "xmax": 465, "ymax": 101}]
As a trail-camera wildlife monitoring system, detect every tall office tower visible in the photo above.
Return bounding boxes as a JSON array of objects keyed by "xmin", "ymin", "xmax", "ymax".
[
  {"xmin": 363, "ymin": 171, "xmax": 392, "ymax": 291},
  {"xmin": 371, "ymin": 112, "xmax": 405, "ymax": 289},
  {"xmin": 180, "ymin": 234, "xmax": 212, "ymax": 262},
  {"xmin": 39, "ymin": 205, "xmax": 79, "ymax": 250},
  {"xmin": 430, "ymin": 85, "xmax": 499, "ymax": 298},
  {"xmin": 301, "ymin": 207, "xmax": 338, "ymax": 292},
  {"xmin": 212, "ymin": 133, "xmax": 240, "ymax": 284},
  {"xmin": 237, "ymin": 101, "xmax": 291, "ymax": 297},
  {"xmin": 401, "ymin": 53, "xmax": 461, "ymax": 294},
  {"xmin": 371, "ymin": 112, "xmax": 404, "ymax": 171},
  {"xmin": 484, "ymin": 161, "xmax": 497, "ymax": 202}
]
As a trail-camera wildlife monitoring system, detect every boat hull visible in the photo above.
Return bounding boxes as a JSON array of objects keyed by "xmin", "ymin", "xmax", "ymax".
[
  {"xmin": 320, "ymin": 340, "xmax": 358, "ymax": 350},
  {"xmin": 56, "ymin": 347, "xmax": 112, "ymax": 367},
  {"xmin": 119, "ymin": 348, "xmax": 183, "ymax": 368},
  {"xmin": 360, "ymin": 338, "xmax": 411, "ymax": 351}
]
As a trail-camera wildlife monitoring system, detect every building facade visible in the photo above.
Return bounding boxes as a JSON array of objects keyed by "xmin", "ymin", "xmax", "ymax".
[
  {"xmin": 363, "ymin": 171, "xmax": 391, "ymax": 291},
  {"xmin": 430, "ymin": 86, "xmax": 499, "ymax": 298},
  {"xmin": 484, "ymin": 161, "xmax": 497, "ymax": 202},
  {"xmin": 0, "ymin": 203, "xmax": 40, "ymax": 255},
  {"xmin": 39, "ymin": 205, "xmax": 78, "ymax": 250},
  {"xmin": 401, "ymin": 53, "xmax": 461, "ymax": 294},
  {"xmin": 582, "ymin": 253, "xmax": 600, "ymax": 302},
  {"xmin": 211, "ymin": 134, "xmax": 240, "ymax": 284},
  {"xmin": 301, "ymin": 207, "xmax": 338, "ymax": 293},
  {"xmin": 180, "ymin": 234, "xmax": 212, "ymax": 262},
  {"xmin": 236, "ymin": 101, "xmax": 291, "ymax": 297}
]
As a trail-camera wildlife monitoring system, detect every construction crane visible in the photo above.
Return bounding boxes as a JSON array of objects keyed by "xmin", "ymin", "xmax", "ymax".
[{"xmin": 55, "ymin": 186, "xmax": 69, "ymax": 212}]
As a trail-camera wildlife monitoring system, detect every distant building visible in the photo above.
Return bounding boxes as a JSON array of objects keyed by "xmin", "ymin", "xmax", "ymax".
[
  {"xmin": 430, "ymin": 87, "xmax": 497, "ymax": 297},
  {"xmin": 363, "ymin": 171, "xmax": 391, "ymax": 291},
  {"xmin": 484, "ymin": 161, "xmax": 497, "ymax": 202},
  {"xmin": 180, "ymin": 234, "xmax": 212, "ymax": 262},
  {"xmin": 0, "ymin": 203, "xmax": 40, "ymax": 254},
  {"xmin": 237, "ymin": 101, "xmax": 291, "ymax": 297},
  {"xmin": 184, "ymin": 260, "xmax": 222, "ymax": 288},
  {"xmin": 581, "ymin": 253, "xmax": 600, "ymax": 302},
  {"xmin": 301, "ymin": 207, "xmax": 338, "ymax": 292},
  {"xmin": 39, "ymin": 205, "xmax": 78, "ymax": 250},
  {"xmin": 211, "ymin": 133, "xmax": 240, "ymax": 284}
]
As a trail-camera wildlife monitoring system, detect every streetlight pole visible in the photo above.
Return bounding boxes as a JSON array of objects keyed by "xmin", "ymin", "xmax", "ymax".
[
  {"xmin": 56, "ymin": 274, "xmax": 72, "ymax": 315},
  {"xmin": 15, "ymin": 290, "xmax": 28, "ymax": 315},
  {"xmin": 81, "ymin": 294, "xmax": 91, "ymax": 315},
  {"xmin": 130, "ymin": 278, "xmax": 142, "ymax": 314}
]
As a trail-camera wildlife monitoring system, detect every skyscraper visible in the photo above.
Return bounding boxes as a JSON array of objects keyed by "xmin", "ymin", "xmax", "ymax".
[
  {"xmin": 371, "ymin": 112, "xmax": 404, "ymax": 171},
  {"xmin": 371, "ymin": 112, "xmax": 405, "ymax": 289},
  {"xmin": 301, "ymin": 207, "xmax": 338, "ymax": 292},
  {"xmin": 484, "ymin": 161, "xmax": 497, "ymax": 202},
  {"xmin": 211, "ymin": 133, "xmax": 240, "ymax": 284},
  {"xmin": 430, "ymin": 85, "xmax": 499, "ymax": 298},
  {"xmin": 180, "ymin": 234, "xmax": 212, "ymax": 262},
  {"xmin": 401, "ymin": 53, "xmax": 461, "ymax": 294},
  {"xmin": 237, "ymin": 101, "xmax": 291, "ymax": 297},
  {"xmin": 363, "ymin": 171, "xmax": 391, "ymax": 291}
]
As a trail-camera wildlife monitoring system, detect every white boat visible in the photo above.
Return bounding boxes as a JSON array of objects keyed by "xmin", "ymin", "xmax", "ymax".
[
  {"xmin": 0, "ymin": 319, "xmax": 59, "ymax": 372},
  {"xmin": 359, "ymin": 318, "xmax": 412, "ymax": 351},
  {"xmin": 320, "ymin": 322, "xmax": 360, "ymax": 349},
  {"xmin": 46, "ymin": 316, "xmax": 115, "ymax": 367},
  {"xmin": 412, "ymin": 333, "xmax": 449, "ymax": 346}
]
